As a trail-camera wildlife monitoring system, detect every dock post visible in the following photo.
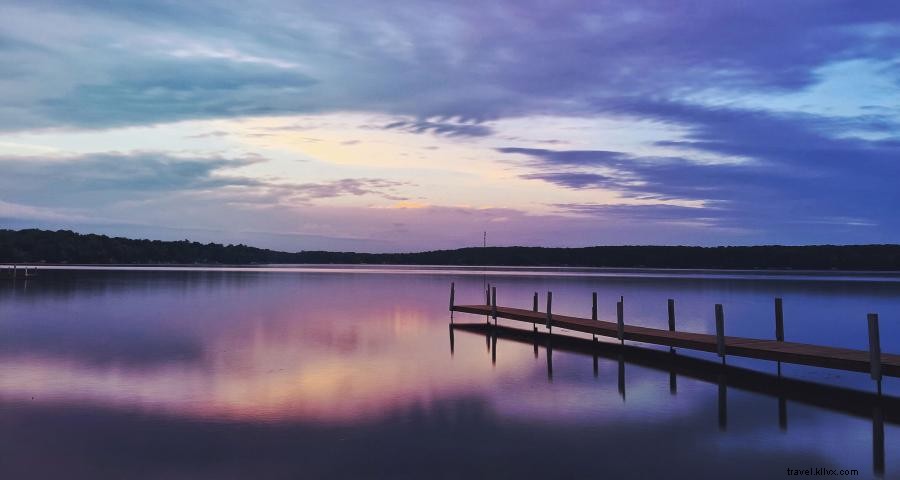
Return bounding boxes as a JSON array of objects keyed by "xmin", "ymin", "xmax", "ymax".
[
  {"xmin": 491, "ymin": 286, "xmax": 497, "ymax": 324},
  {"xmin": 546, "ymin": 291, "xmax": 553, "ymax": 333},
  {"xmin": 775, "ymin": 297, "xmax": 784, "ymax": 374},
  {"xmin": 715, "ymin": 304, "xmax": 725, "ymax": 363},
  {"xmin": 667, "ymin": 299, "xmax": 675, "ymax": 332},
  {"xmin": 867, "ymin": 313, "xmax": 882, "ymax": 390},
  {"xmin": 775, "ymin": 298, "xmax": 784, "ymax": 342},
  {"xmin": 616, "ymin": 300, "xmax": 624, "ymax": 344},
  {"xmin": 592, "ymin": 292, "xmax": 598, "ymax": 341},
  {"xmin": 485, "ymin": 283, "xmax": 490, "ymax": 324},
  {"xmin": 532, "ymin": 291, "xmax": 538, "ymax": 331},
  {"xmin": 449, "ymin": 282, "xmax": 455, "ymax": 323}
]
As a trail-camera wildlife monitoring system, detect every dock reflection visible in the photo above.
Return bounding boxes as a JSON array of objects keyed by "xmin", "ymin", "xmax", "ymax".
[{"xmin": 452, "ymin": 323, "xmax": 893, "ymax": 477}]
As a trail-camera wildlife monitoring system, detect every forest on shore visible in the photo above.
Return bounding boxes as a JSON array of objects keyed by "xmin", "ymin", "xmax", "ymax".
[{"xmin": 3, "ymin": 228, "xmax": 900, "ymax": 270}]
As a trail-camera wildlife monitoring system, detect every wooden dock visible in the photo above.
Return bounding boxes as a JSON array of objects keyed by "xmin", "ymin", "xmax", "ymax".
[{"xmin": 451, "ymin": 298, "xmax": 900, "ymax": 379}]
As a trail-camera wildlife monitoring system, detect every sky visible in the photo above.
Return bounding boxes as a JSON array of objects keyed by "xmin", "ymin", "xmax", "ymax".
[{"xmin": 1, "ymin": 1, "xmax": 899, "ymax": 252}]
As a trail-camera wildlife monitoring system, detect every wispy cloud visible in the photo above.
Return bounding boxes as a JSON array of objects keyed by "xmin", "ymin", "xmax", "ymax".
[
  {"xmin": 380, "ymin": 119, "xmax": 493, "ymax": 137},
  {"xmin": 0, "ymin": 152, "xmax": 411, "ymax": 207}
]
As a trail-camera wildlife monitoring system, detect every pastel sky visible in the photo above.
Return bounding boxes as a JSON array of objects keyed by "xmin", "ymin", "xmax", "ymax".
[{"xmin": 1, "ymin": 1, "xmax": 899, "ymax": 252}]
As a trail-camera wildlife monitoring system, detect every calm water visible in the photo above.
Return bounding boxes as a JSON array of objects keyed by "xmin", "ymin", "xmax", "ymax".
[{"xmin": 1, "ymin": 266, "xmax": 898, "ymax": 479}]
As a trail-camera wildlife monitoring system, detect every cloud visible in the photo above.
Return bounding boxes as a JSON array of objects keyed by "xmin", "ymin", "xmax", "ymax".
[
  {"xmin": 381, "ymin": 119, "xmax": 494, "ymax": 137},
  {"xmin": 34, "ymin": 57, "xmax": 317, "ymax": 129},
  {"xmin": 519, "ymin": 172, "xmax": 615, "ymax": 189},
  {"xmin": 2, "ymin": 1, "xmax": 899, "ymax": 131},
  {"xmin": 0, "ymin": 152, "xmax": 411, "ymax": 208},
  {"xmin": 185, "ymin": 130, "xmax": 231, "ymax": 139},
  {"xmin": 284, "ymin": 178, "xmax": 410, "ymax": 202},
  {"xmin": 500, "ymin": 100, "xmax": 900, "ymax": 236},
  {"xmin": 551, "ymin": 203, "xmax": 725, "ymax": 227}
]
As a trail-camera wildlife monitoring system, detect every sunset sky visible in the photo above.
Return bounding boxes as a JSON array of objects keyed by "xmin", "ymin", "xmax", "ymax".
[{"xmin": 1, "ymin": 1, "xmax": 899, "ymax": 251}]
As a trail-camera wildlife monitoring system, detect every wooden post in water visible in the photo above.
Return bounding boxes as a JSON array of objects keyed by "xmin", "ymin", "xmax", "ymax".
[
  {"xmin": 449, "ymin": 282, "xmax": 455, "ymax": 323},
  {"xmin": 491, "ymin": 286, "xmax": 497, "ymax": 324},
  {"xmin": 868, "ymin": 313, "xmax": 882, "ymax": 391},
  {"xmin": 616, "ymin": 300, "xmax": 624, "ymax": 344},
  {"xmin": 546, "ymin": 291, "xmax": 553, "ymax": 333},
  {"xmin": 592, "ymin": 292, "xmax": 598, "ymax": 341},
  {"xmin": 775, "ymin": 298, "xmax": 784, "ymax": 342},
  {"xmin": 485, "ymin": 283, "xmax": 491, "ymax": 324},
  {"xmin": 532, "ymin": 292, "xmax": 538, "ymax": 312},
  {"xmin": 715, "ymin": 304, "xmax": 726, "ymax": 363},
  {"xmin": 775, "ymin": 297, "xmax": 784, "ymax": 374},
  {"xmin": 667, "ymin": 299, "xmax": 675, "ymax": 332}
]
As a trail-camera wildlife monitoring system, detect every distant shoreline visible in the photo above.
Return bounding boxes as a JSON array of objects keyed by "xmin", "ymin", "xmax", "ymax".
[
  {"xmin": 6, "ymin": 264, "xmax": 900, "ymax": 277},
  {"xmin": 4, "ymin": 229, "xmax": 900, "ymax": 271}
]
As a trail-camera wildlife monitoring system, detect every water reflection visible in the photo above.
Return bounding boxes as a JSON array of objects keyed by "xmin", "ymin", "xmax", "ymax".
[
  {"xmin": 452, "ymin": 323, "xmax": 894, "ymax": 476},
  {"xmin": 0, "ymin": 267, "xmax": 897, "ymax": 478}
]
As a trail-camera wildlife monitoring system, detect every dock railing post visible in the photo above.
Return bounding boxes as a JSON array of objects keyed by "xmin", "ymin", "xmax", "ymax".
[
  {"xmin": 667, "ymin": 299, "xmax": 675, "ymax": 332},
  {"xmin": 546, "ymin": 291, "xmax": 553, "ymax": 333},
  {"xmin": 491, "ymin": 286, "xmax": 497, "ymax": 324},
  {"xmin": 449, "ymin": 282, "xmax": 455, "ymax": 310},
  {"xmin": 775, "ymin": 298, "xmax": 784, "ymax": 342},
  {"xmin": 616, "ymin": 300, "xmax": 624, "ymax": 344},
  {"xmin": 449, "ymin": 282, "xmax": 455, "ymax": 323},
  {"xmin": 592, "ymin": 292, "xmax": 598, "ymax": 341},
  {"xmin": 485, "ymin": 283, "xmax": 491, "ymax": 324},
  {"xmin": 715, "ymin": 304, "xmax": 725, "ymax": 362},
  {"xmin": 532, "ymin": 292, "xmax": 538, "ymax": 312},
  {"xmin": 867, "ymin": 313, "xmax": 882, "ymax": 390}
]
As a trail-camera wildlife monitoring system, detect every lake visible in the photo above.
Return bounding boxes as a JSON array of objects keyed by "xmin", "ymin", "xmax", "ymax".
[{"xmin": 1, "ymin": 266, "xmax": 898, "ymax": 479}]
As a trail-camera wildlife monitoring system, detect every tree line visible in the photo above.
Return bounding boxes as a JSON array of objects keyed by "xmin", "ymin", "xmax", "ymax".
[{"xmin": 2, "ymin": 228, "xmax": 900, "ymax": 270}]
